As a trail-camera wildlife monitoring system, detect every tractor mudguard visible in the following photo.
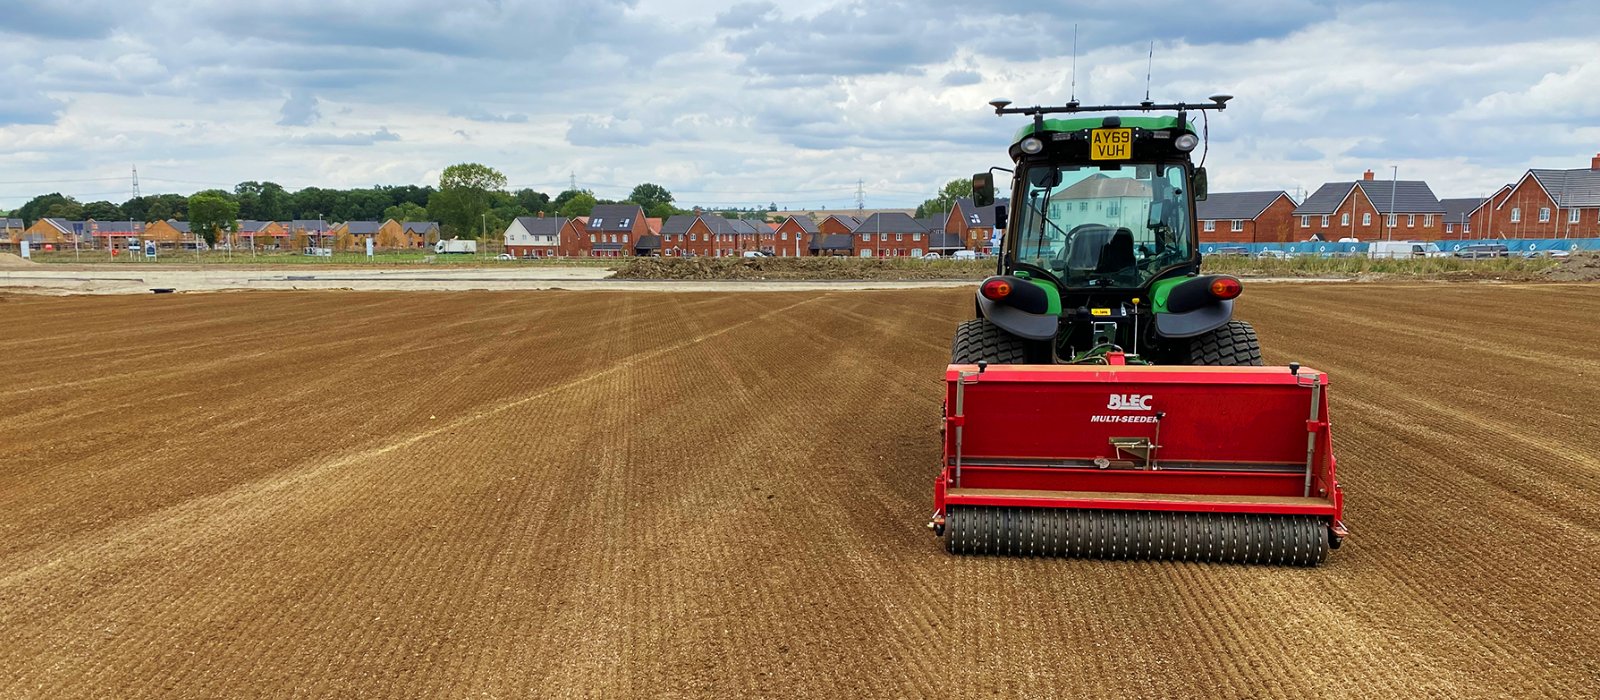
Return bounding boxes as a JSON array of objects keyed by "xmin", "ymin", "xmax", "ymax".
[
  {"xmin": 976, "ymin": 293, "xmax": 1059, "ymax": 341},
  {"xmin": 1154, "ymin": 298, "xmax": 1234, "ymax": 338}
]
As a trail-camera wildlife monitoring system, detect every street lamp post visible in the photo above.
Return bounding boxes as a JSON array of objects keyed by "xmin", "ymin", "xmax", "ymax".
[{"xmin": 1386, "ymin": 165, "xmax": 1398, "ymax": 241}]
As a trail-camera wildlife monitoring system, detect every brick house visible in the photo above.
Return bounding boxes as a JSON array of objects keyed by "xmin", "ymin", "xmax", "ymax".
[
  {"xmin": 234, "ymin": 220, "xmax": 289, "ymax": 249},
  {"xmin": 1292, "ymin": 170, "xmax": 1445, "ymax": 241},
  {"xmin": 142, "ymin": 219, "xmax": 199, "ymax": 249},
  {"xmin": 1486, "ymin": 155, "xmax": 1600, "ymax": 238},
  {"xmin": 774, "ymin": 215, "xmax": 817, "ymax": 257},
  {"xmin": 660, "ymin": 212, "xmax": 741, "ymax": 257},
  {"xmin": 505, "ymin": 215, "xmax": 565, "ymax": 258},
  {"xmin": 584, "ymin": 204, "xmax": 648, "ymax": 257},
  {"xmin": 852, "ymin": 212, "xmax": 929, "ymax": 257},
  {"xmin": 1, "ymin": 218, "xmax": 22, "ymax": 249},
  {"xmin": 1196, "ymin": 191, "xmax": 1297, "ymax": 243},
  {"xmin": 401, "ymin": 222, "xmax": 438, "ymax": 248},
  {"xmin": 1438, "ymin": 198, "xmax": 1490, "ymax": 240},
  {"xmin": 945, "ymin": 198, "xmax": 1003, "ymax": 254},
  {"xmin": 555, "ymin": 217, "xmax": 591, "ymax": 256}
]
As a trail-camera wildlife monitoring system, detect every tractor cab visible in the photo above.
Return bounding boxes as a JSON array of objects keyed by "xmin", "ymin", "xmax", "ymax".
[{"xmin": 964, "ymin": 97, "xmax": 1249, "ymax": 365}]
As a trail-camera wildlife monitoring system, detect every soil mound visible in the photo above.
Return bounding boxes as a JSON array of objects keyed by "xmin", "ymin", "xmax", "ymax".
[
  {"xmin": 1542, "ymin": 253, "xmax": 1600, "ymax": 282},
  {"xmin": 609, "ymin": 256, "xmax": 989, "ymax": 280},
  {"xmin": 0, "ymin": 253, "xmax": 36, "ymax": 268}
]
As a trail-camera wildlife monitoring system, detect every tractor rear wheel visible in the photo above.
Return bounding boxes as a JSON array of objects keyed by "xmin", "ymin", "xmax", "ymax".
[
  {"xmin": 951, "ymin": 318, "xmax": 1041, "ymax": 364},
  {"xmin": 1180, "ymin": 320, "xmax": 1263, "ymax": 366}
]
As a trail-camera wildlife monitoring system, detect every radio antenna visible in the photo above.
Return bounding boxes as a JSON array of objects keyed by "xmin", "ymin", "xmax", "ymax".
[
  {"xmin": 1069, "ymin": 24, "xmax": 1079, "ymax": 103},
  {"xmin": 1144, "ymin": 41, "xmax": 1154, "ymax": 103}
]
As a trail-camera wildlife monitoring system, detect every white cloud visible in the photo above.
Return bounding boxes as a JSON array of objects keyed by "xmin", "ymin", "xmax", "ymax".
[{"xmin": 1, "ymin": 0, "xmax": 1598, "ymax": 211}]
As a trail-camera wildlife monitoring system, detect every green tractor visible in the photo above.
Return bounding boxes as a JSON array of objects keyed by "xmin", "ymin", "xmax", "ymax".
[{"xmin": 956, "ymin": 95, "xmax": 1262, "ymax": 367}]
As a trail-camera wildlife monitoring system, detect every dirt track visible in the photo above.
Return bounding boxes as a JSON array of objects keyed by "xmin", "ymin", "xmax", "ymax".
[{"xmin": 2, "ymin": 284, "xmax": 1597, "ymax": 698}]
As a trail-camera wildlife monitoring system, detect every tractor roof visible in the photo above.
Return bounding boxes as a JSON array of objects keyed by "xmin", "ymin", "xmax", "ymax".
[{"xmin": 1012, "ymin": 116, "xmax": 1193, "ymax": 144}]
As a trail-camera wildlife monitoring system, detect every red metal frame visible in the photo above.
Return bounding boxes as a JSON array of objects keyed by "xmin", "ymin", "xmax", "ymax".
[{"xmin": 933, "ymin": 363, "xmax": 1345, "ymax": 535}]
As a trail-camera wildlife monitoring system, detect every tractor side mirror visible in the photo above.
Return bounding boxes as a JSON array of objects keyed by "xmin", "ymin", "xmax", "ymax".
[
  {"xmin": 972, "ymin": 172, "xmax": 996, "ymax": 207},
  {"xmin": 1148, "ymin": 201, "xmax": 1166, "ymax": 228},
  {"xmin": 1194, "ymin": 167, "xmax": 1209, "ymax": 202},
  {"xmin": 994, "ymin": 204, "xmax": 1007, "ymax": 231}
]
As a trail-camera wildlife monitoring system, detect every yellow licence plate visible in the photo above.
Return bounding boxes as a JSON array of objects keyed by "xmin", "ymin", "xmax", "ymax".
[{"xmin": 1091, "ymin": 128, "xmax": 1132, "ymax": 160}]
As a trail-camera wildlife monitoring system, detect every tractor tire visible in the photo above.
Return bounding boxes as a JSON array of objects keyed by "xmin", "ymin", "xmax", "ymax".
[
  {"xmin": 951, "ymin": 318, "xmax": 1040, "ymax": 364},
  {"xmin": 1180, "ymin": 320, "xmax": 1264, "ymax": 366}
]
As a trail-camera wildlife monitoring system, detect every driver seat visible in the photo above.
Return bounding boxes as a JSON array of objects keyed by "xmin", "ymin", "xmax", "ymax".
[{"xmin": 1096, "ymin": 228, "xmax": 1136, "ymax": 273}]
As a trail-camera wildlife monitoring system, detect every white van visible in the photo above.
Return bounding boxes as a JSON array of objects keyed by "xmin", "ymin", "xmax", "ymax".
[
  {"xmin": 1368, "ymin": 240, "xmax": 1444, "ymax": 259},
  {"xmin": 952, "ymin": 250, "xmax": 977, "ymax": 260}
]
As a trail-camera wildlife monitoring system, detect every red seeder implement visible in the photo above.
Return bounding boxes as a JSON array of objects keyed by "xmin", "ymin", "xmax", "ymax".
[{"xmin": 931, "ymin": 355, "xmax": 1346, "ymax": 565}]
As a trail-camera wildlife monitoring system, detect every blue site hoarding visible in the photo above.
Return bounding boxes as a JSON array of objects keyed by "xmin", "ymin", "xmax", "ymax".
[{"xmin": 1200, "ymin": 238, "xmax": 1600, "ymax": 256}]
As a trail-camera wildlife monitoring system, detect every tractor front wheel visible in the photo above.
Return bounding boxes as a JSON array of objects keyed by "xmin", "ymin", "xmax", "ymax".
[
  {"xmin": 951, "ymin": 318, "xmax": 1044, "ymax": 364},
  {"xmin": 1180, "ymin": 320, "xmax": 1264, "ymax": 366}
]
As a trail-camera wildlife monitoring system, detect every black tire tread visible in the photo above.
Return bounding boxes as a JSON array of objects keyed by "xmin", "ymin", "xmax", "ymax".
[
  {"xmin": 1183, "ymin": 320, "xmax": 1263, "ymax": 366},
  {"xmin": 951, "ymin": 318, "xmax": 1032, "ymax": 364}
]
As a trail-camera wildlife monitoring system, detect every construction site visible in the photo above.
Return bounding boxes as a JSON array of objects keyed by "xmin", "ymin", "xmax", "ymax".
[{"xmin": 2, "ymin": 282, "xmax": 1597, "ymax": 697}]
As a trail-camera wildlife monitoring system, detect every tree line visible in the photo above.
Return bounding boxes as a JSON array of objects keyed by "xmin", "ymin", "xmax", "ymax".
[{"xmin": 8, "ymin": 163, "xmax": 785, "ymax": 244}]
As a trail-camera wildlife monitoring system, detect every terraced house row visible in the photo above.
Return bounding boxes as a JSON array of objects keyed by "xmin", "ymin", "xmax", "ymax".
[
  {"xmin": 502, "ymin": 199, "xmax": 1003, "ymax": 258},
  {"xmin": 2, "ymin": 217, "xmax": 441, "ymax": 251},
  {"xmin": 1200, "ymin": 153, "xmax": 1600, "ymax": 243}
]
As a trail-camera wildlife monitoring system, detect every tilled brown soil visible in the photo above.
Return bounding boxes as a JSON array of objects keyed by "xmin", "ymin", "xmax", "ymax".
[{"xmin": 2, "ymin": 284, "xmax": 1597, "ymax": 698}]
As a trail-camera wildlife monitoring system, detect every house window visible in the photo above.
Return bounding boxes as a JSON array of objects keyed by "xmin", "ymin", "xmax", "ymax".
[
  {"xmin": 1570, "ymin": 208, "xmax": 1581, "ymax": 224},
  {"xmin": 1231, "ymin": 220, "xmax": 1243, "ymax": 232},
  {"xmin": 591, "ymin": 218, "xmax": 603, "ymax": 228},
  {"xmin": 913, "ymin": 233, "xmax": 921, "ymax": 241},
  {"xmin": 618, "ymin": 218, "xmax": 631, "ymax": 228},
  {"xmin": 1405, "ymin": 214, "xmax": 1414, "ymax": 227},
  {"xmin": 690, "ymin": 234, "xmax": 697, "ymax": 241},
  {"xmin": 1203, "ymin": 220, "xmax": 1215, "ymax": 232},
  {"xmin": 1464, "ymin": 224, "xmax": 1471, "ymax": 233},
  {"xmin": 1341, "ymin": 213, "xmax": 1350, "ymax": 226},
  {"xmin": 1538, "ymin": 208, "xmax": 1551, "ymax": 223},
  {"xmin": 781, "ymin": 232, "xmax": 788, "ymax": 240},
  {"xmin": 1387, "ymin": 215, "xmax": 1396, "ymax": 227},
  {"xmin": 1079, "ymin": 202, "xmax": 1088, "ymax": 212},
  {"xmin": 623, "ymin": 234, "xmax": 630, "ymax": 243},
  {"xmin": 1445, "ymin": 223, "xmax": 1454, "ymax": 233},
  {"xmin": 863, "ymin": 233, "xmax": 872, "ymax": 242},
  {"xmin": 1320, "ymin": 215, "xmax": 1329, "ymax": 228},
  {"xmin": 1300, "ymin": 216, "xmax": 1309, "ymax": 227},
  {"xmin": 895, "ymin": 233, "xmax": 903, "ymax": 242},
  {"xmin": 589, "ymin": 234, "xmax": 596, "ymax": 243},
  {"xmin": 1510, "ymin": 207, "xmax": 1521, "ymax": 222},
  {"xmin": 1362, "ymin": 213, "xmax": 1372, "ymax": 226},
  {"xmin": 1107, "ymin": 202, "xmax": 1120, "ymax": 217},
  {"xmin": 1424, "ymin": 214, "xmax": 1433, "ymax": 227}
]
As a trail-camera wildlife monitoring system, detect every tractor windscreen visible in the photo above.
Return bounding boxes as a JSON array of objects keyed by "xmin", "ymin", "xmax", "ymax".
[{"xmin": 1013, "ymin": 163, "xmax": 1193, "ymax": 288}]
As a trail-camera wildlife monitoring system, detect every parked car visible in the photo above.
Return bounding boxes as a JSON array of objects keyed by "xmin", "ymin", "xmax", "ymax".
[
  {"xmin": 1211, "ymin": 246, "xmax": 1250, "ymax": 256},
  {"xmin": 496, "ymin": 253, "xmax": 515, "ymax": 260},
  {"xmin": 922, "ymin": 252, "xmax": 942, "ymax": 260},
  {"xmin": 741, "ymin": 250, "xmax": 772, "ymax": 258},
  {"xmin": 1256, "ymin": 249, "xmax": 1292, "ymax": 260},
  {"xmin": 1522, "ymin": 249, "xmax": 1571, "ymax": 259},
  {"xmin": 952, "ymin": 250, "xmax": 977, "ymax": 260},
  {"xmin": 1455, "ymin": 243, "xmax": 1509, "ymax": 259},
  {"xmin": 1369, "ymin": 241, "xmax": 1445, "ymax": 259}
]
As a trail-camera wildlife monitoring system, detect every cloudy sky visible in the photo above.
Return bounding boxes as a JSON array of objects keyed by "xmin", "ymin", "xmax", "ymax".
[{"xmin": 1, "ymin": 0, "xmax": 1597, "ymax": 211}]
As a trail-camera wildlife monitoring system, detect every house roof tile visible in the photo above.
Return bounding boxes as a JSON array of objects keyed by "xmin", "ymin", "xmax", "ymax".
[
  {"xmin": 586, "ymin": 204, "xmax": 645, "ymax": 232},
  {"xmin": 1196, "ymin": 191, "xmax": 1289, "ymax": 220},
  {"xmin": 1530, "ymin": 168, "xmax": 1600, "ymax": 208}
]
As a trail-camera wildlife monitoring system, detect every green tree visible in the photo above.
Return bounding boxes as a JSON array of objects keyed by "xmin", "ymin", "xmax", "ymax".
[
  {"xmin": 430, "ymin": 163, "xmax": 507, "ymax": 238},
  {"xmin": 144, "ymin": 194, "xmax": 189, "ymax": 222},
  {"xmin": 17, "ymin": 193, "xmax": 80, "ymax": 226},
  {"xmin": 188, "ymin": 190, "xmax": 240, "ymax": 246},
  {"xmin": 513, "ymin": 188, "xmax": 551, "ymax": 214},
  {"xmin": 917, "ymin": 178, "xmax": 977, "ymax": 218},
  {"xmin": 382, "ymin": 201, "xmax": 429, "ymax": 222},
  {"xmin": 628, "ymin": 183, "xmax": 674, "ymax": 212},
  {"xmin": 83, "ymin": 200, "xmax": 124, "ymax": 221},
  {"xmin": 236, "ymin": 181, "xmax": 291, "ymax": 221},
  {"xmin": 43, "ymin": 201, "xmax": 86, "ymax": 221},
  {"xmin": 559, "ymin": 192, "xmax": 597, "ymax": 219},
  {"xmin": 551, "ymin": 188, "xmax": 592, "ymax": 213}
]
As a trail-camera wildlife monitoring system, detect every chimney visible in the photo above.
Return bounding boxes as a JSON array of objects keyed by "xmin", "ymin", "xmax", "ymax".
[
  {"xmin": 1591, "ymin": 153, "xmax": 1600, "ymax": 170},
  {"xmin": 693, "ymin": 206, "xmax": 703, "ymax": 215},
  {"xmin": 537, "ymin": 211, "xmax": 545, "ymax": 218},
  {"xmin": 1362, "ymin": 169, "xmax": 1375, "ymax": 181}
]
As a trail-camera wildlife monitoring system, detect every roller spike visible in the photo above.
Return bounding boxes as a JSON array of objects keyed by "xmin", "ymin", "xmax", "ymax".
[{"xmin": 943, "ymin": 506, "xmax": 1329, "ymax": 566}]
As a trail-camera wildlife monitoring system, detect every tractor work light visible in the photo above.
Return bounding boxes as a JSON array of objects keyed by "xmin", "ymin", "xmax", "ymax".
[
  {"xmin": 1174, "ymin": 133, "xmax": 1199, "ymax": 151},
  {"xmin": 1209, "ymin": 276, "xmax": 1243, "ymax": 300},
  {"xmin": 1019, "ymin": 137, "xmax": 1044, "ymax": 154},
  {"xmin": 980, "ymin": 278, "xmax": 1013, "ymax": 300}
]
